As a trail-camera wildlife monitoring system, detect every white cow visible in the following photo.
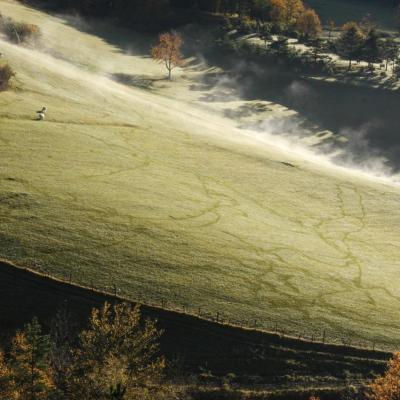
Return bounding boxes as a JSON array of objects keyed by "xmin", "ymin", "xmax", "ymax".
[{"xmin": 36, "ymin": 106, "xmax": 47, "ymax": 121}]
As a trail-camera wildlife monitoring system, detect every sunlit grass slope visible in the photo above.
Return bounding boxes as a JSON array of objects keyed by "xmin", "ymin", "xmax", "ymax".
[{"xmin": 1, "ymin": 0, "xmax": 400, "ymax": 348}]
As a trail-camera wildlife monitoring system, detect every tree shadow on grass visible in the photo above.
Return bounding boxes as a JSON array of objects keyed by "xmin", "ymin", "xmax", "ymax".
[
  {"xmin": 329, "ymin": 65, "xmax": 400, "ymax": 91},
  {"xmin": 111, "ymin": 73, "xmax": 168, "ymax": 90}
]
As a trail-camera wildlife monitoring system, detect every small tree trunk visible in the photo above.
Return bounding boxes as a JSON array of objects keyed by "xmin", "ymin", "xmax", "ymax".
[{"xmin": 13, "ymin": 26, "xmax": 21, "ymax": 44}]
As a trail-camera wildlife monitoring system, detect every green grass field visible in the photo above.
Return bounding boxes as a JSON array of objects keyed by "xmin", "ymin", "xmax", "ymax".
[{"xmin": 1, "ymin": 0, "xmax": 400, "ymax": 349}]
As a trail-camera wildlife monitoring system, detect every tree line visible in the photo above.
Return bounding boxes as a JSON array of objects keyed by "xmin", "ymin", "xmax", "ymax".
[
  {"xmin": 0, "ymin": 303, "xmax": 187, "ymax": 400},
  {"xmin": 2, "ymin": 301, "xmax": 400, "ymax": 399},
  {"xmin": 22, "ymin": 0, "xmax": 312, "ymax": 27},
  {"xmin": 27, "ymin": 0, "xmax": 400, "ymax": 75}
]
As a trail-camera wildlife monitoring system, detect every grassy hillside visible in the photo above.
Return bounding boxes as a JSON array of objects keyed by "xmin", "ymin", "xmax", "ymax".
[
  {"xmin": 0, "ymin": 260, "xmax": 390, "ymax": 399},
  {"xmin": 1, "ymin": 0, "xmax": 400, "ymax": 350}
]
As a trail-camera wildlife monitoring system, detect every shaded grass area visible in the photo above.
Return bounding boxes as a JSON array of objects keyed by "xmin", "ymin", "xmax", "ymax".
[
  {"xmin": 0, "ymin": 260, "xmax": 389, "ymax": 397},
  {"xmin": 307, "ymin": 0, "xmax": 396, "ymax": 30}
]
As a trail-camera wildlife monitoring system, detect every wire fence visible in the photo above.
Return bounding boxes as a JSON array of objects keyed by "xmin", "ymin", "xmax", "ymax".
[{"xmin": 14, "ymin": 264, "xmax": 400, "ymax": 354}]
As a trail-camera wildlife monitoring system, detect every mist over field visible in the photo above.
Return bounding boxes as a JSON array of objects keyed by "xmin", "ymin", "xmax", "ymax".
[
  {"xmin": 181, "ymin": 45, "xmax": 400, "ymax": 183},
  {"xmin": 9, "ymin": 5, "xmax": 395, "ymax": 186}
]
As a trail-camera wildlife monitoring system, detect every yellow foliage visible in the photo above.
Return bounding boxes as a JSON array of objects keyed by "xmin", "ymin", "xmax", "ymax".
[
  {"xmin": 0, "ymin": 350, "xmax": 17, "ymax": 399},
  {"xmin": 10, "ymin": 323, "xmax": 54, "ymax": 400},
  {"xmin": 296, "ymin": 8, "xmax": 322, "ymax": 38},
  {"xmin": 369, "ymin": 352, "xmax": 400, "ymax": 400},
  {"xmin": 285, "ymin": 0, "xmax": 305, "ymax": 26},
  {"xmin": 270, "ymin": 0, "xmax": 306, "ymax": 28},
  {"xmin": 71, "ymin": 302, "xmax": 165, "ymax": 399},
  {"xmin": 270, "ymin": 0, "xmax": 287, "ymax": 25}
]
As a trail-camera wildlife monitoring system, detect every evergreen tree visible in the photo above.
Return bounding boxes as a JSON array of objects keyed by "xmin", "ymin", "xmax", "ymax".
[
  {"xmin": 0, "ymin": 350, "xmax": 17, "ymax": 399},
  {"xmin": 362, "ymin": 28, "xmax": 381, "ymax": 68},
  {"xmin": 10, "ymin": 317, "xmax": 54, "ymax": 400},
  {"xmin": 336, "ymin": 22, "xmax": 365, "ymax": 69},
  {"xmin": 70, "ymin": 303, "xmax": 165, "ymax": 400}
]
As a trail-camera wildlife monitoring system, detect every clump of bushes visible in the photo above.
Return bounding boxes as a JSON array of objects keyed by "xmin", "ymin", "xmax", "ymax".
[
  {"xmin": 0, "ymin": 13, "xmax": 41, "ymax": 44},
  {"xmin": 0, "ymin": 302, "xmax": 189, "ymax": 400},
  {"xmin": 0, "ymin": 63, "xmax": 15, "ymax": 91}
]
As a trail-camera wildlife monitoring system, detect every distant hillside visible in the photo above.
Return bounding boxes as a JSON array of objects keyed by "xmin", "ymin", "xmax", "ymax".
[{"xmin": 307, "ymin": 0, "xmax": 397, "ymax": 30}]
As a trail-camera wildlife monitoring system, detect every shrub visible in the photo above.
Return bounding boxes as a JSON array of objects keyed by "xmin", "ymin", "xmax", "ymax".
[
  {"xmin": 0, "ymin": 63, "xmax": 16, "ymax": 91},
  {"xmin": 368, "ymin": 352, "xmax": 400, "ymax": 400},
  {"xmin": 0, "ymin": 13, "xmax": 41, "ymax": 44}
]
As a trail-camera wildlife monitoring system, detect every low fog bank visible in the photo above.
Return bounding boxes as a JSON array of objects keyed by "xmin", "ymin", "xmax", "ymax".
[{"xmin": 181, "ymin": 27, "xmax": 400, "ymax": 182}]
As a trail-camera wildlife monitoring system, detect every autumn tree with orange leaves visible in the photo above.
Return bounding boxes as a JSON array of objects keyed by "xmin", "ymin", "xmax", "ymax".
[
  {"xmin": 285, "ymin": 0, "xmax": 305, "ymax": 27},
  {"xmin": 269, "ymin": 0, "xmax": 287, "ymax": 27},
  {"xmin": 368, "ymin": 352, "xmax": 400, "ymax": 400},
  {"xmin": 151, "ymin": 32, "xmax": 184, "ymax": 80},
  {"xmin": 269, "ymin": 0, "xmax": 306, "ymax": 29},
  {"xmin": 297, "ymin": 8, "xmax": 322, "ymax": 39}
]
